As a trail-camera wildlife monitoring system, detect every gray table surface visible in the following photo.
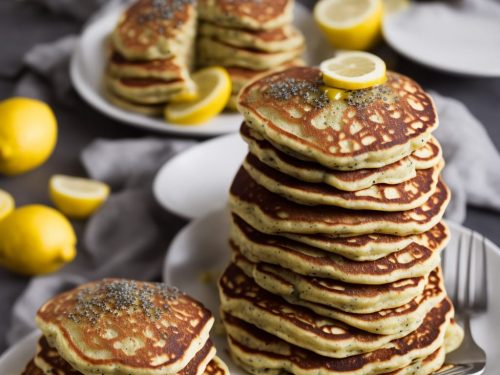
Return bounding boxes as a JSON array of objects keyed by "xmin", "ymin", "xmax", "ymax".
[{"xmin": 0, "ymin": 0, "xmax": 499, "ymax": 354}]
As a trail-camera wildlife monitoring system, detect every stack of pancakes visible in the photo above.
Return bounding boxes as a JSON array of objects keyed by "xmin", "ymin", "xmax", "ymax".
[
  {"xmin": 104, "ymin": 0, "xmax": 197, "ymax": 116},
  {"xmin": 219, "ymin": 67, "xmax": 464, "ymax": 374},
  {"xmin": 21, "ymin": 279, "xmax": 229, "ymax": 375},
  {"xmin": 197, "ymin": 0, "xmax": 305, "ymax": 110}
]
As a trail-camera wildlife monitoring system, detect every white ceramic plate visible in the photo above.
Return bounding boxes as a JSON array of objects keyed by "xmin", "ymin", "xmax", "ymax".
[
  {"xmin": 383, "ymin": 3, "xmax": 500, "ymax": 77},
  {"xmin": 163, "ymin": 209, "xmax": 500, "ymax": 375},
  {"xmin": 70, "ymin": 3, "xmax": 329, "ymax": 136},
  {"xmin": 153, "ymin": 133, "xmax": 246, "ymax": 219}
]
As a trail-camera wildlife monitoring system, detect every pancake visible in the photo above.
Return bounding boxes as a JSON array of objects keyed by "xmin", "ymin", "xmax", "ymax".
[
  {"xmin": 20, "ymin": 360, "xmax": 44, "ymax": 375},
  {"xmin": 219, "ymin": 263, "xmax": 453, "ymax": 358},
  {"xmin": 221, "ymin": 294, "xmax": 453, "ymax": 365},
  {"xmin": 107, "ymin": 49, "xmax": 191, "ymax": 82},
  {"xmin": 197, "ymin": 37, "xmax": 304, "ymax": 71},
  {"xmin": 281, "ymin": 221, "xmax": 450, "ymax": 262},
  {"xmin": 112, "ymin": 0, "xmax": 197, "ymax": 61},
  {"xmin": 238, "ymin": 68, "xmax": 438, "ymax": 170},
  {"xmin": 105, "ymin": 74, "xmax": 193, "ymax": 104},
  {"xmin": 230, "ymin": 218, "xmax": 445, "ymax": 284},
  {"xmin": 198, "ymin": 0, "xmax": 294, "ymax": 30},
  {"xmin": 278, "ymin": 268, "xmax": 445, "ymax": 335},
  {"xmin": 249, "ymin": 260, "xmax": 428, "ymax": 314},
  {"xmin": 243, "ymin": 153, "xmax": 444, "ymax": 211},
  {"xmin": 36, "ymin": 279, "xmax": 214, "ymax": 375},
  {"xmin": 233, "ymin": 251, "xmax": 444, "ymax": 335},
  {"xmin": 387, "ymin": 347, "xmax": 445, "ymax": 375},
  {"xmin": 241, "ymin": 122, "xmax": 443, "ymax": 192},
  {"xmin": 103, "ymin": 87, "xmax": 165, "ymax": 116},
  {"xmin": 198, "ymin": 22, "xmax": 305, "ymax": 53},
  {"xmin": 230, "ymin": 167, "xmax": 450, "ymax": 236},
  {"xmin": 33, "ymin": 335, "xmax": 216, "ymax": 375}
]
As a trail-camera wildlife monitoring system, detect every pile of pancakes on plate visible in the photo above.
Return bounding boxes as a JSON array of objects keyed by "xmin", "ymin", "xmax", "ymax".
[
  {"xmin": 21, "ymin": 278, "xmax": 229, "ymax": 375},
  {"xmin": 196, "ymin": 0, "xmax": 305, "ymax": 110},
  {"xmin": 103, "ymin": 0, "xmax": 306, "ymax": 117},
  {"xmin": 104, "ymin": 0, "xmax": 198, "ymax": 116},
  {"xmin": 219, "ymin": 66, "xmax": 464, "ymax": 374}
]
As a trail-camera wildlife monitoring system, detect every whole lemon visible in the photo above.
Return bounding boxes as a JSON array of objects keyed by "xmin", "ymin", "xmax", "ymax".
[
  {"xmin": 0, "ymin": 97, "xmax": 57, "ymax": 175},
  {"xmin": 0, "ymin": 205, "xmax": 76, "ymax": 276}
]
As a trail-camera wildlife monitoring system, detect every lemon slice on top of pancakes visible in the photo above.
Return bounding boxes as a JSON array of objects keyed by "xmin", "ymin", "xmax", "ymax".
[
  {"xmin": 320, "ymin": 51, "xmax": 387, "ymax": 90},
  {"xmin": 165, "ymin": 67, "xmax": 232, "ymax": 125}
]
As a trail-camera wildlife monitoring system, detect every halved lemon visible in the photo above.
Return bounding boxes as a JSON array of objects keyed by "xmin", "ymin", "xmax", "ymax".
[
  {"xmin": 165, "ymin": 67, "xmax": 232, "ymax": 125},
  {"xmin": 0, "ymin": 189, "xmax": 14, "ymax": 221},
  {"xmin": 49, "ymin": 175, "xmax": 110, "ymax": 219},
  {"xmin": 314, "ymin": 0, "xmax": 383, "ymax": 51},
  {"xmin": 169, "ymin": 83, "xmax": 199, "ymax": 104},
  {"xmin": 320, "ymin": 51, "xmax": 387, "ymax": 90}
]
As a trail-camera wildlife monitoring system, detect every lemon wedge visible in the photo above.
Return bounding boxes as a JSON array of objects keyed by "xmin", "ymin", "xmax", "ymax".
[
  {"xmin": 320, "ymin": 52, "xmax": 387, "ymax": 90},
  {"xmin": 165, "ymin": 67, "xmax": 231, "ymax": 125},
  {"xmin": 49, "ymin": 175, "xmax": 110, "ymax": 219},
  {"xmin": 0, "ymin": 189, "xmax": 14, "ymax": 221},
  {"xmin": 314, "ymin": 0, "xmax": 383, "ymax": 51}
]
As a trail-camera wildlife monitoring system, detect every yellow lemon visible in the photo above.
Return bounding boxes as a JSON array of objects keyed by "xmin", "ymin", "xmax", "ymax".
[
  {"xmin": 165, "ymin": 67, "xmax": 231, "ymax": 125},
  {"xmin": 321, "ymin": 86, "xmax": 348, "ymax": 101},
  {"xmin": 0, "ymin": 97, "xmax": 57, "ymax": 175},
  {"xmin": 49, "ymin": 175, "xmax": 110, "ymax": 219},
  {"xmin": 0, "ymin": 189, "xmax": 15, "ymax": 221},
  {"xmin": 0, "ymin": 205, "xmax": 76, "ymax": 276},
  {"xmin": 314, "ymin": 0, "xmax": 383, "ymax": 51},
  {"xmin": 320, "ymin": 51, "xmax": 387, "ymax": 90},
  {"xmin": 169, "ymin": 84, "xmax": 199, "ymax": 104}
]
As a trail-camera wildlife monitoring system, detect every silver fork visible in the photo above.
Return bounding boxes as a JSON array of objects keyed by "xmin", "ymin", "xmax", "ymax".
[{"xmin": 437, "ymin": 230, "xmax": 488, "ymax": 375}]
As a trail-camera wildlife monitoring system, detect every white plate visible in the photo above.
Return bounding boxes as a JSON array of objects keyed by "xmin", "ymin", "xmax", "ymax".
[
  {"xmin": 383, "ymin": 3, "xmax": 500, "ymax": 77},
  {"xmin": 70, "ymin": 3, "xmax": 329, "ymax": 136},
  {"xmin": 163, "ymin": 209, "xmax": 500, "ymax": 374},
  {"xmin": 153, "ymin": 133, "xmax": 246, "ymax": 219}
]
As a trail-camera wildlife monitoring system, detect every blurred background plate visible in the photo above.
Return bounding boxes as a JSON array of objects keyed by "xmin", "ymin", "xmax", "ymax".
[
  {"xmin": 70, "ymin": 2, "xmax": 328, "ymax": 136},
  {"xmin": 153, "ymin": 133, "xmax": 246, "ymax": 219},
  {"xmin": 383, "ymin": 2, "xmax": 500, "ymax": 77}
]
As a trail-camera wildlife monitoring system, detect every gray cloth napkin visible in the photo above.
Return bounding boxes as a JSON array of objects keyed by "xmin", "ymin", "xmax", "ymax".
[{"xmin": 6, "ymin": 0, "xmax": 500, "ymax": 347}]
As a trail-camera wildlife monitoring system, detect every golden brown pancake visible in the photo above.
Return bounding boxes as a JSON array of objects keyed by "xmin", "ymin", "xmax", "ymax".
[
  {"xmin": 238, "ymin": 68, "xmax": 438, "ymax": 170},
  {"xmin": 107, "ymin": 49, "xmax": 191, "ymax": 81},
  {"xmin": 204, "ymin": 356, "xmax": 230, "ymax": 375},
  {"xmin": 198, "ymin": 22, "xmax": 305, "ymax": 53},
  {"xmin": 198, "ymin": 0, "xmax": 294, "ymax": 30},
  {"xmin": 103, "ymin": 87, "xmax": 165, "ymax": 116},
  {"xmin": 230, "ymin": 217, "xmax": 445, "ymax": 284},
  {"xmin": 240, "ymin": 122, "xmax": 443, "ymax": 192},
  {"xmin": 105, "ymin": 74, "xmax": 190, "ymax": 104},
  {"xmin": 243, "ymin": 152, "xmax": 444, "ymax": 211},
  {"xmin": 197, "ymin": 37, "xmax": 304, "ymax": 71},
  {"xmin": 36, "ymin": 279, "xmax": 214, "ymax": 375},
  {"xmin": 112, "ymin": 0, "xmax": 197, "ymax": 60},
  {"xmin": 231, "ymin": 249, "xmax": 429, "ymax": 314},
  {"xmin": 230, "ymin": 167, "xmax": 450, "ymax": 236}
]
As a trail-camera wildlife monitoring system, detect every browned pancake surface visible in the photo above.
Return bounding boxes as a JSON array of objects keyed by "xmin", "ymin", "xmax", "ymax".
[
  {"xmin": 230, "ymin": 167, "xmax": 450, "ymax": 236},
  {"xmin": 36, "ymin": 279, "xmax": 213, "ymax": 373},
  {"xmin": 238, "ymin": 68, "xmax": 437, "ymax": 169}
]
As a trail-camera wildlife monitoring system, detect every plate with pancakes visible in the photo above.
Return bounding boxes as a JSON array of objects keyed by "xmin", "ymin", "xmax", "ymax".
[
  {"xmin": 71, "ymin": 0, "xmax": 330, "ymax": 135},
  {"xmin": 163, "ymin": 209, "xmax": 500, "ymax": 375}
]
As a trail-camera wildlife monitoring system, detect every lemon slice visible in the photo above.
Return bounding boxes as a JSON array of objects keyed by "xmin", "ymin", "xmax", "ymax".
[
  {"xmin": 49, "ymin": 175, "xmax": 110, "ymax": 219},
  {"xmin": 0, "ymin": 189, "xmax": 14, "ymax": 221},
  {"xmin": 320, "ymin": 52, "xmax": 387, "ymax": 90},
  {"xmin": 165, "ymin": 67, "xmax": 232, "ymax": 125},
  {"xmin": 321, "ymin": 86, "xmax": 347, "ymax": 101},
  {"xmin": 314, "ymin": 0, "xmax": 383, "ymax": 50},
  {"xmin": 169, "ymin": 83, "xmax": 199, "ymax": 104}
]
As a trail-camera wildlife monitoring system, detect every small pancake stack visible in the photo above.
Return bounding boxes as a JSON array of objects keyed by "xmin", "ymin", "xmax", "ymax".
[
  {"xmin": 197, "ymin": 0, "xmax": 306, "ymax": 109},
  {"xmin": 219, "ymin": 66, "xmax": 464, "ymax": 374},
  {"xmin": 21, "ymin": 279, "xmax": 229, "ymax": 375},
  {"xmin": 104, "ymin": 0, "xmax": 197, "ymax": 116}
]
